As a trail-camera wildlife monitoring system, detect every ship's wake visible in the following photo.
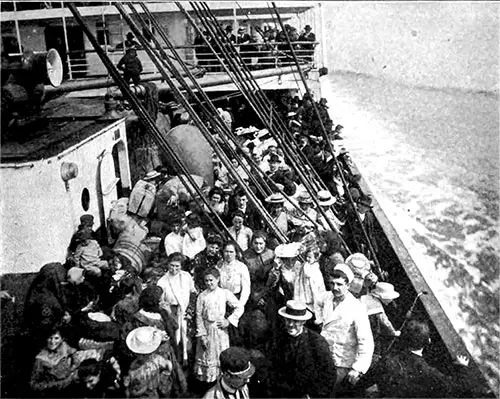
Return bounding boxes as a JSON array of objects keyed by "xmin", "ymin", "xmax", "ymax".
[{"xmin": 322, "ymin": 73, "xmax": 499, "ymax": 391}]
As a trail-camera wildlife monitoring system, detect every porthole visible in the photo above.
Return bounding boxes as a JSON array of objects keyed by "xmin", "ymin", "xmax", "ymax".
[{"xmin": 81, "ymin": 188, "xmax": 90, "ymax": 211}]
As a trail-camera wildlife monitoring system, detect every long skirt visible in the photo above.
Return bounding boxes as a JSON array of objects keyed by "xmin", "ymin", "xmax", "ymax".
[{"xmin": 193, "ymin": 321, "xmax": 229, "ymax": 383}]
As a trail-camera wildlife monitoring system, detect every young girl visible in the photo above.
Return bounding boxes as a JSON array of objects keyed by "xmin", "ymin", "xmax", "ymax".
[
  {"xmin": 293, "ymin": 245, "xmax": 326, "ymax": 321},
  {"xmin": 194, "ymin": 268, "xmax": 243, "ymax": 384}
]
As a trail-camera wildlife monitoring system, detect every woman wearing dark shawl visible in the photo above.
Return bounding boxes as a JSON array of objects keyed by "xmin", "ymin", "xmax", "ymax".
[{"xmin": 24, "ymin": 263, "xmax": 70, "ymax": 352}]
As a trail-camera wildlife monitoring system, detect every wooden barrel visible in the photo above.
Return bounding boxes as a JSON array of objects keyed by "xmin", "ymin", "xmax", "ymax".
[
  {"xmin": 113, "ymin": 238, "xmax": 147, "ymax": 275},
  {"xmin": 163, "ymin": 124, "xmax": 214, "ymax": 186}
]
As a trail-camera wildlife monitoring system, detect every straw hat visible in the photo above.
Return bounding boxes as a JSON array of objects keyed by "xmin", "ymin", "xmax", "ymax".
[
  {"xmin": 126, "ymin": 326, "xmax": 162, "ymax": 354},
  {"xmin": 278, "ymin": 300, "xmax": 312, "ymax": 321},
  {"xmin": 317, "ymin": 190, "xmax": 336, "ymax": 206},
  {"xmin": 297, "ymin": 192, "xmax": 313, "ymax": 204},
  {"xmin": 143, "ymin": 170, "xmax": 161, "ymax": 181},
  {"xmin": 88, "ymin": 312, "xmax": 112, "ymax": 323},
  {"xmin": 345, "ymin": 253, "xmax": 372, "ymax": 276},
  {"xmin": 371, "ymin": 282, "xmax": 400, "ymax": 300},
  {"xmin": 265, "ymin": 193, "xmax": 285, "ymax": 203}
]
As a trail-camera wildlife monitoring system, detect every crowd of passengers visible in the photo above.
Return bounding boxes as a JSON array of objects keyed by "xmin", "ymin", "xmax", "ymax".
[
  {"xmin": 193, "ymin": 23, "xmax": 316, "ymax": 71},
  {"xmin": 16, "ymin": 92, "xmax": 479, "ymax": 399}
]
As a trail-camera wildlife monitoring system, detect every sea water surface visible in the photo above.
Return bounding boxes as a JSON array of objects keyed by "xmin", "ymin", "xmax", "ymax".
[{"xmin": 322, "ymin": 71, "xmax": 499, "ymax": 391}]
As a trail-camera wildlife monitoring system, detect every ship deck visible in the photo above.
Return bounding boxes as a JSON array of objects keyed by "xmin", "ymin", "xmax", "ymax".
[{"xmin": 1, "ymin": 98, "xmax": 116, "ymax": 164}]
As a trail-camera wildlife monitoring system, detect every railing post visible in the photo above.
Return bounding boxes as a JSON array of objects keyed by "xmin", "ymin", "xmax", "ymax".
[
  {"xmin": 13, "ymin": 1, "xmax": 23, "ymax": 54},
  {"xmin": 61, "ymin": 2, "xmax": 73, "ymax": 80}
]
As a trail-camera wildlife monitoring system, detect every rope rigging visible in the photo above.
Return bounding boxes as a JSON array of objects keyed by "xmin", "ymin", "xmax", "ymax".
[
  {"xmin": 270, "ymin": 2, "xmax": 384, "ymax": 277},
  {"xmin": 187, "ymin": 2, "xmax": 351, "ymax": 248}
]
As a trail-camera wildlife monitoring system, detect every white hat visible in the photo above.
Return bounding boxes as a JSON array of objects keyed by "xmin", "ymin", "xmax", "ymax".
[
  {"xmin": 317, "ymin": 190, "xmax": 336, "ymax": 206},
  {"xmin": 67, "ymin": 267, "xmax": 84, "ymax": 283},
  {"xmin": 143, "ymin": 170, "xmax": 161, "ymax": 180},
  {"xmin": 126, "ymin": 326, "xmax": 162, "ymax": 354},
  {"xmin": 88, "ymin": 312, "xmax": 112, "ymax": 323},
  {"xmin": 275, "ymin": 242, "xmax": 301, "ymax": 258},
  {"xmin": 371, "ymin": 282, "xmax": 400, "ymax": 300},
  {"xmin": 278, "ymin": 300, "xmax": 312, "ymax": 321},
  {"xmin": 345, "ymin": 253, "xmax": 371, "ymax": 276},
  {"xmin": 297, "ymin": 192, "xmax": 313, "ymax": 204},
  {"xmin": 265, "ymin": 193, "xmax": 285, "ymax": 203},
  {"xmin": 333, "ymin": 263, "xmax": 354, "ymax": 284}
]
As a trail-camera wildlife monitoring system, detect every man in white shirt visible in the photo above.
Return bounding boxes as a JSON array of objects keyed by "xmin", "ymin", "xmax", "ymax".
[{"xmin": 316, "ymin": 263, "xmax": 374, "ymax": 395}]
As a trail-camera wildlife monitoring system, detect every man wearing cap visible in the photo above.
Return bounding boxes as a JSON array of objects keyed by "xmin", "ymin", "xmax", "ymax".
[
  {"xmin": 203, "ymin": 346, "xmax": 255, "ymax": 399},
  {"xmin": 267, "ymin": 300, "xmax": 336, "ymax": 398},
  {"xmin": 117, "ymin": 46, "xmax": 143, "ymax": 85},
  {"xmin": 266, "ymin": 154, "xmax": 296, "ymax": 197},
  {"xmin": 316, "ymin": 264, "xmax": 374, "ymax": 394},
  {"xmin": 68, "ymin": 214, "xmax": 96, "ymax": 253}
]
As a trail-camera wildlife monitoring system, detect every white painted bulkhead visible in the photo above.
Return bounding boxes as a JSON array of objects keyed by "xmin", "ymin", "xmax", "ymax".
[{"xmin": 0, "ymin": 118, "xmax": 131, "ymax": 275}]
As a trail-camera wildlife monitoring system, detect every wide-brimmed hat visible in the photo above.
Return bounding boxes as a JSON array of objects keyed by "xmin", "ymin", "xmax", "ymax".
[
  {"xmin": 345, "ymin": 252, "xmax": 371, "ymax": 275},
  {"xmin": 317, "ymin": 190, "xmax": 336, "ymax": 206},
  {"xmin": 265, "ymin": 193, "xmax": 285, "ymax": 203},
  {"xmin": 88, "ymin": 312, "xmax": 112, "ymax": 323},
  {"xmin": 278, "ymin": 300, "xmax": 312, "ymax": 321},
  {"xmin": 275, "ymin": 242, "xmax": 301, "ymax": 258},
  {"xmin": 333, "ymin": 263, "xmax": 354, "ymax": 284},
  {"xmin": 297, "ymin": 192, "xmax": 313, "ymax": 204},
  {"xmin": 371, "ymin": 282, "xmax": 400, "ymax": 300},
  {"xmin": 143, "ymin": 170, "xmax": 161, "ymax": 181},
  {"xmin": 126, "ymin": 326, "xmax": 162, "ymax": 354}
]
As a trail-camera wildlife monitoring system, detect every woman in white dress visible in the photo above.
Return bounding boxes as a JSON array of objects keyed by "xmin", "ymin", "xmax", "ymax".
[
  {"xmin": 157, "ymin": 252, "xmax": 197, "ymax": 366},
  {"xmin": 193, "ymin": 268, "xmax": 243, "ymax": 383}
]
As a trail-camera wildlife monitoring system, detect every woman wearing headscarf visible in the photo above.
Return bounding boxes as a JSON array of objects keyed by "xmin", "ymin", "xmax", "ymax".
[
  {"xmin": 24, "ymin": 263, "xmax": 71, "ymax": 352},
  {"xmin": 241, "ymin": 232, "xmax": 275, "ymax": 349}
]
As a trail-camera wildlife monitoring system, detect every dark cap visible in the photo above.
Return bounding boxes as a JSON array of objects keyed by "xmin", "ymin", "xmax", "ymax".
[
  {"xmin": 220, "ymin": 347, "xmax": 256, "ymax": 379},
  {"xmin": 80, "ymin": 214, "xmax": 94, "ymax": 226},
  {"xmin": 304, "ymin": 25, "xmax": 312, "ymax": 31},
  {"xmin": 357, "ymin": 195, "xmax": 373, "ymax": 208}
]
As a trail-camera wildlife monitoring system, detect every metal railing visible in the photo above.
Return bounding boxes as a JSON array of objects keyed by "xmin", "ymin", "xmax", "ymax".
[{"xmin": 64, "ymin": 41, "xmax": 318, "ymax": 79}]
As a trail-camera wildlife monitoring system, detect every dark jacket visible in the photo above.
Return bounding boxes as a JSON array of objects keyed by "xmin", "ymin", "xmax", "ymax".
[
  {"xmin": 360, "ymin": 351, "xmax": 474, "ymax": 398},
  {"xmin": 117, "ymin": 53, "xmax": 143, "ymax": 76},
  {"xmin": 268, "ymin": 327, "xmax": 336, "ymax": 398}
]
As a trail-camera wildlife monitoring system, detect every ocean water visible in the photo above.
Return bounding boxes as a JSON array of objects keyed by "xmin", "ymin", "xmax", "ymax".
[{"xmin": 322, "ymin": 71, "xmax": 499, "ymax": 391}]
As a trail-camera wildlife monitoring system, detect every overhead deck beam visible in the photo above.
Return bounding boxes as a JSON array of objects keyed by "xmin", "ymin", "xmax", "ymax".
[{"xmin": 1, "ymin": 2, "xmax": 312, "ymax": 22}]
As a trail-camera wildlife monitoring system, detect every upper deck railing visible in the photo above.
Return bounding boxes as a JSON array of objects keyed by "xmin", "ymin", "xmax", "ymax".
[{"xmin": 62, "ymin": 41, "xmax": 319, "ymax": 80}]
